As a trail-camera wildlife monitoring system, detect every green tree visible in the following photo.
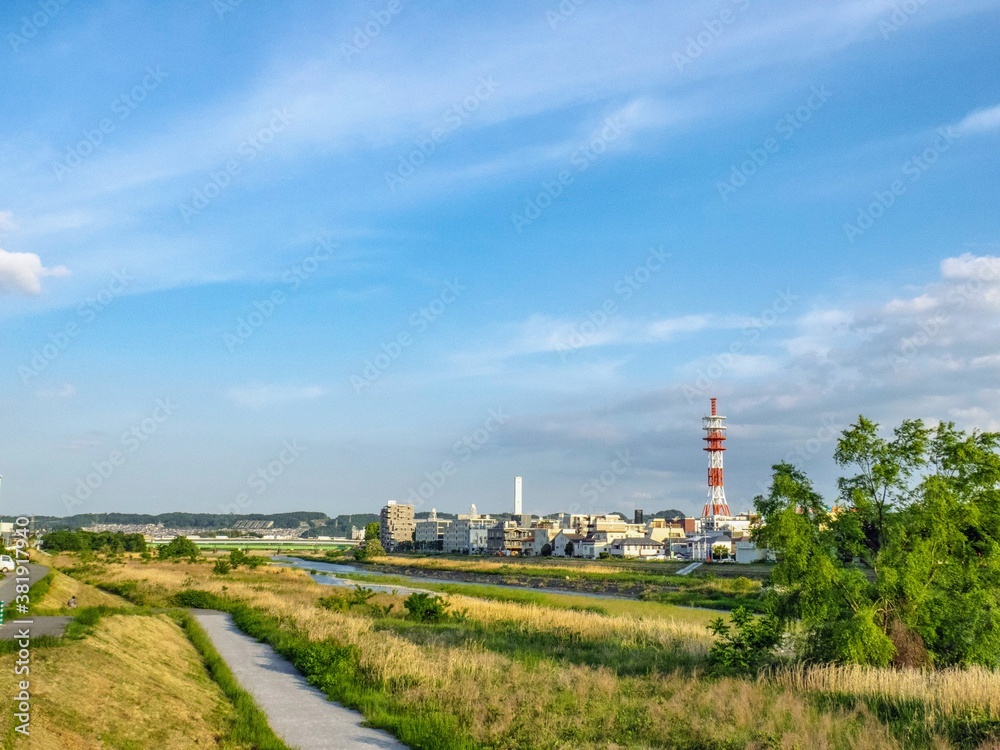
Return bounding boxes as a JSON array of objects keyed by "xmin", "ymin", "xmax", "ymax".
[
  {"xmin": 353, "ymin": 537, "xmax": 385, "ymax": 562},
  {"xmin": 158, "ymin": 536, "xmax": 201, "ymax": 560},
  {"xmin": 756, "ymin": 419, "xmax": 1000, "ymax": 668},
  {"xmin": 564, "ymin": 541, "xmax": 574, "ymax": 557},
  {"xmin": 364, "ymin": 522, "xmax": 381, "ymax": 541},
  {"xmin": 834, "ymin": 416, "xmax": 928, "ymax": 558}
]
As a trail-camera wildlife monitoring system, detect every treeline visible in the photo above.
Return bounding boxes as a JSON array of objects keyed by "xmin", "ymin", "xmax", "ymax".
[
  {"xmin": 302, "ymin": 513, "xmax": 380, "ymax": 538},
  {"xmin": 34, "ymin": 511, "xmax": 331, "ymax": 530},
  {"xmin": 42, "ymin": 530, "xmax": 147, "ymax": 553}
]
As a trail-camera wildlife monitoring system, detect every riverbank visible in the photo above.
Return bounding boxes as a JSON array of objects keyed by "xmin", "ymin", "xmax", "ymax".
[{"xmin": 290, "ymin": 553, "xmax": 766, "ymax": 611}]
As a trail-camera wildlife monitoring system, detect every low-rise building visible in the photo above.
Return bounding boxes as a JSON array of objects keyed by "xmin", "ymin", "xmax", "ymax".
[
  {"xmin": 486, "ymin": 521, "xmax": 534, "ymax": 556},
  {"xmin": 577, "ymin": 530, "xmax": 628, "ymax": 558},
  {"xmin": 551, "ymin": 530, "xmax": 585, "ymax": 557},
  {"xmin": 609, "ymin": 536, "xmax": 665, "ymax": 559},
  {"xmin": 734, "ymin": 539, "xmax": 768, "ymax": 564},
  {"xmin": 646, "ymin": 518, "xmax": 688, "ymax": 543},
  {"xmin": 529, "ymin": 527, "xmax": 561, "ymax": 556}
]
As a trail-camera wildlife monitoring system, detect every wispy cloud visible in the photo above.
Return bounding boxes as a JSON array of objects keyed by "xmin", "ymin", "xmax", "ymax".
[
  {"xmin": 226, "ymin": 384, "xmax": 327, "ymax": 409},
  {"xmin": 956, "ymin": 104, "xmax": 1000, "ymax": 136}
]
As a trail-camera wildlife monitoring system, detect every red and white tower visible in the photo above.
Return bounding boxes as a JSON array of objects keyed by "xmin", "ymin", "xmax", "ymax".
[{"xmin": 701, "ymin": 397, "xmax": 731, "ymax": 519}]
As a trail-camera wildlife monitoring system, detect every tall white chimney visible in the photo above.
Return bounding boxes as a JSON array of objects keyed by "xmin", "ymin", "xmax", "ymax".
[{"xmin": 514, "ymin": 476, "xmax": 522, "ymax": 516}]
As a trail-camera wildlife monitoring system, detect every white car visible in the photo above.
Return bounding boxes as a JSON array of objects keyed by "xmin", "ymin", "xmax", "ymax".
[{"xmin": 0, "ymin": 555, "xmax": 15, "ymax": 573}]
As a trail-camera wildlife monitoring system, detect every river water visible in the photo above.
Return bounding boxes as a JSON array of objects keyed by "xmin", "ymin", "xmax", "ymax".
[{"xmin": 271, "ymin": 555, "xmax": 641, "ymax": 601}]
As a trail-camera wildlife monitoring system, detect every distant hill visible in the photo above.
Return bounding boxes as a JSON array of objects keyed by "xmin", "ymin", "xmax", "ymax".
[
  {"xmin": 28, "ymin": 511, "xmax": 332, "ymax": 531},
  {"xmin": 650, "ymin": 509, "xmax": 686, "ymax": 520}
]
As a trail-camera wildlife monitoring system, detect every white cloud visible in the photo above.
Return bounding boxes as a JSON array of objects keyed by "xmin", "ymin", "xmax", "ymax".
[
  {"xmin": 647, "ymin": 315, "xmax": 722, "ymax": 339},
  {"xmin": 37, "ymin": 384, "xmax": 77, "ymax": 399},
  {"xmin": 956, "ymin": 104, "xmax": 1000, "ymax": 136},
  {"xmin": 226, "ymin": 384, "xmax": 327, "ymax": 408},
  {"xmin": 0, "ymin": 249, "xmax": 71, "ymax": 295},
  {"xmin": 0, "ymin": 211, "xmax": 15, "ymax": 232}
]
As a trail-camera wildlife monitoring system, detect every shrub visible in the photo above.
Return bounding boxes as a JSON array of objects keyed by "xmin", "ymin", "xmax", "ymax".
[
  {"xmin": 213, "ymin": 560, "xmax": 232, "ymax": 575},
  {"xmin": 353, "ymin": 538, "xmax": 385, "ymax": 561},
  {"xmin": 403, "ymin": 592, "xmax": 450, "ymax": 623},
  {"xmin": 707, "ymin": 606, "xmax": 782, "ymax": 676},
  {"xmin": 317, "ymin": 594, "xmax": 348, "ymax": 612},
  {"xmin": 229, "ymin": 549, "xmax": 250, "ymax": 568},
  {"xmin": 348, "ymin": 585, "xmax": 376, "ymax": 607}
]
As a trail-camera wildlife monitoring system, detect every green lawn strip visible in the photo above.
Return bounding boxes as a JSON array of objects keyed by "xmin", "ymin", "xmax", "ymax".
[
  {"xmin": 26, "ymin": 569, "xmax": 56, "ymax": 615},
  {"xmin": 174, "ymin": 610, "xmax": 293, "ymax": 750},
  {"xmin": 329, "ymin": 571, "xmax": 722, "ymax": 624}
]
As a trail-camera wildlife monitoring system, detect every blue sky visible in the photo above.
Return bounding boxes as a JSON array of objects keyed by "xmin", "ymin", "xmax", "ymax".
[{"xmin": 1, "ymin": 0, "xmax": 999, "ymax": 519}]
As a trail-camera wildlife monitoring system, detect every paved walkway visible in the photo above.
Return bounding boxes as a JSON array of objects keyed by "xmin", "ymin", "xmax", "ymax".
[
  {"xmin": 0, "ymin": 616, "xmax": 73, "ymax": 639},
  {"xmin": 192, "ymin": 610, "xmax": 407, "ymax": 750},
  {"xmin": 0, "ymin": 564, "xmax": 73, "ymax": 640},
  {"xmin": 0, "ymin": 562, "xmax": 48, "ymax": 607}
]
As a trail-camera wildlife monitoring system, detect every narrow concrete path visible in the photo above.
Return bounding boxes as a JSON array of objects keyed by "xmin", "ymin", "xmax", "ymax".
[
  {"xmin": 0, "ymin": 562, "xmax": 48, "ymax": 606},
  {"xmin": 192, "ymin": 610, "xmax": 407, "ymax": 750}
]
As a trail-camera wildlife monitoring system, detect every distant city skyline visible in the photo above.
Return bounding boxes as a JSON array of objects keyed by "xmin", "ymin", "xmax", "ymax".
[{"xmin": 1, "ymin": 1, "xmax": 999, "ymax": 518}]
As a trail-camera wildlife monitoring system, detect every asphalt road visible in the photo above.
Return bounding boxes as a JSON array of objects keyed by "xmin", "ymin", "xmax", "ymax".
[
  {"xmin": 0, "ymin": 563, "xmax": 73, "ymax": 639},
  {"xmin": 0, "ymin": 562, "xmax": 48, "ymax": 607},
  {"xmin": 192, "ymin": 610, "xmax": 407, "ymax": 750}
]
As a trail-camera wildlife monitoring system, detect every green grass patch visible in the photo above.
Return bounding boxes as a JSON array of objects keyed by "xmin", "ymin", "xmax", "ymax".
[
  {"xmin": 27, "ymin": 569, "xmax": 56, "ymax": 615},
  {"xmin": 329, "ymin": 571, "xmax": 722, "ymax": 624}
]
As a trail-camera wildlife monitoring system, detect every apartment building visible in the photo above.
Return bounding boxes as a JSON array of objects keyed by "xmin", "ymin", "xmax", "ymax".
[
  {"xmin": 414, "ymin": 509, "xmax": 451, "ymax": 551},
  {"xmin": 440, "ymin": 507, "xmax": 493, "ymax": 554},
  {"xmin": 379, "ymin": 501, "xmax": 415, "ymax": 551}
]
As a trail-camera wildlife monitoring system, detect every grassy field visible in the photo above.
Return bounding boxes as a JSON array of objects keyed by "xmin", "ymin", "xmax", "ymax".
[
  {"xmin": 0, "ymin": 566, "xmax": 289, "ymax": 750},
  {"xmin": 0, "ymin": 613, "xmax": 244, "ymax": 748},
  {"xmin": 33, "ymin": 568, "xmax": 127, "ymax": 612},
  {"xmin": 55, "ymin": 551, "xmax": 1000, "ymax": 749}
]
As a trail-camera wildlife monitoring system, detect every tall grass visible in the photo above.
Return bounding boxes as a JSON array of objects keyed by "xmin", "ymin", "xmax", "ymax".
[
  {"xmin": 64, "ymin": 556, "xmax": 938, "ymax": 749},
  {"xmin": 771, "ymin": 663, "xmax": 1000, "ymax": 719}
]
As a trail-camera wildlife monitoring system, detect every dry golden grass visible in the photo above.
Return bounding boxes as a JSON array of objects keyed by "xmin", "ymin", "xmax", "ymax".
[
  {"xmin": 35, "ymin": 569, "xmax": 129, "ymax": 612},
  {"xmin": 0, "ymin": 614, "xmax": 240, "ymax": 749},
  {"xmin": 369, "ymin": 554, "xmax": 638, "ymax": 576},
  {"xmin": 444, "ymin": 590, "xmax": 714, "ymax": 657},
  {"xmin": 71, "ymin": 557, "xmax": 928, "ymax": 749},
  {"xmin": 771, "ymin": 663, "xmax": 1000, "ymax": 719}
]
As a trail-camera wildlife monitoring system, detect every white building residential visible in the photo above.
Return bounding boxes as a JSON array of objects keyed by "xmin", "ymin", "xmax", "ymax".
[
  {"xmin": 529, "ymin": 527, "xmax": 561, "ymax": 556},
  {"xmin": 551, "ymin": 531, "xmax": 585, "ymax": 557},
  {"xmin": 609, "ymin": 536, "xmax": 664, "ymax": 559}
]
